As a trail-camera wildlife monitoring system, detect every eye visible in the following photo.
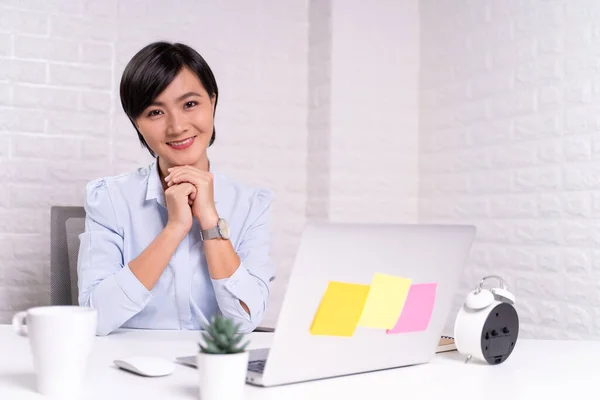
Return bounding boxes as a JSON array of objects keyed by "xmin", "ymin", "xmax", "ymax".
[
  {"xmin": 147, "ymin": 109, "xmax": 162, "ymax": 117},
  {"xmin": 184, "ymin": 101, "xmax": 197, "ymax": 108}
]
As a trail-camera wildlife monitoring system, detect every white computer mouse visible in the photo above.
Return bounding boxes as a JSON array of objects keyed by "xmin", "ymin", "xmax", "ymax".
[{"xmin": 113, "ymin": 356, "xmax": 176, "ymax": 377}]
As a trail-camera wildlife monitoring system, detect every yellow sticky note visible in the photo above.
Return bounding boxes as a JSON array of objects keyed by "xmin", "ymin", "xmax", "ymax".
[
  {"xmin": 310, "ymin": 281, "xmax": 370, "ymax": 337},
  {"xmin": 357, "ymin": 273, "xmax": 412, "ymax": 329}
]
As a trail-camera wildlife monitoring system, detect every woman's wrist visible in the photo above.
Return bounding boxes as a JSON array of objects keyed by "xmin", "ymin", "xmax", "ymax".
[
  {"xmin": 196, "ymin": 208, "xmax": 219, "ymax": 230},
  {"xmin": 163, "ymin": 222, "xmax": 189, "ymax": 241}
]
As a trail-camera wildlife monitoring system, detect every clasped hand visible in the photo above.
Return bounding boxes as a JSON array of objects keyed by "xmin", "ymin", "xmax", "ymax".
[{"xmin": 163, "ymin": 166, "xmax": 218, "ymax": 235}]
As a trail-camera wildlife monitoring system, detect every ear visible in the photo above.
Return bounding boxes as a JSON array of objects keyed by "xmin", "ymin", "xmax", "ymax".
[{"xmin": 210, "ymin": 94, "xmax": 216, "ymax": 113}]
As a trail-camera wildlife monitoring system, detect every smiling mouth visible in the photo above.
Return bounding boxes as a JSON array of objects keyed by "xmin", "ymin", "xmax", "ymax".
[{"xmin": 167, "ymin": 136, "xmax": 196, "ymax": 146}]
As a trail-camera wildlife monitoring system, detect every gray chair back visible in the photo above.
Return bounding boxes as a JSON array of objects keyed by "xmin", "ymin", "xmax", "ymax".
[{"xmin": 50, "ymin": 206, "xmax": 86, "ymax": 306}]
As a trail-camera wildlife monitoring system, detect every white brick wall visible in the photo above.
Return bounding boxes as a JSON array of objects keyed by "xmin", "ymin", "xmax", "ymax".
[
  {"xmin": 329, "ymin": 0, "xmax": 419, "ymax": 223},
  {"xmin": 0, "ymin": 0, "xmax": 307, "ymax": 326},
  {"xmin": 421, "ymin": 0, "xmax": 600, "ymax": 339},
  {"xmin": 307, "ymin": 0, "xmax": 331, "ymax": 222}
]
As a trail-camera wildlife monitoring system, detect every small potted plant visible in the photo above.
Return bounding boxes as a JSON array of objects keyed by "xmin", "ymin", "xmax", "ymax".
[{"xmin": 197, "ymin": 315, "xmax": 250, "ymax": 400}]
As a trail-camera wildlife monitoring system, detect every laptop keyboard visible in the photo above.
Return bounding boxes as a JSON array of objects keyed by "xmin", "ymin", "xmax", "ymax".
[{"xmin": 247, "ymin": 359, "xmax": 267, "ymax": 374}]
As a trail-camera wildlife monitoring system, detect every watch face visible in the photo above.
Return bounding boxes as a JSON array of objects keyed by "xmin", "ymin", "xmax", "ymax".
[{"xmin": 218, "ymin": 218, "xmax": 230, "ymax": 239}]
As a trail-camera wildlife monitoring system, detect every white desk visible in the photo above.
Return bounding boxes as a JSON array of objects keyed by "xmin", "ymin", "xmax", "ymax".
[{"xmin": 0, "ymin": 324, "xmax": 597, "ymax": 399}]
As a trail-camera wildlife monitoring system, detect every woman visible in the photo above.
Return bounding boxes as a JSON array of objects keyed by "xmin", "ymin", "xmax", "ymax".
[{"xmin": 77, "ymin": 41, "xmax": 275, "ymax": 336}]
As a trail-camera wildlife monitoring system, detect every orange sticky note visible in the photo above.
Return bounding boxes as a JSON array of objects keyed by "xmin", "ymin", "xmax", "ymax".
[
  {"xmin": 387, "ymin": 283, "xmax": 437, "ymax": 334},
  {"xmin": 357, "ymin": 273, "xmax": 412, "ymax": 329},
  {"xmin": 310, "ymin": 281, "xmax": 370, "ymax": 337}
]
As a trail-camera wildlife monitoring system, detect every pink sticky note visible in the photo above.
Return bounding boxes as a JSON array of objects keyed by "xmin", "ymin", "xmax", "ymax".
[{"xmin": 387, "ymin": 283, "xmax": 437, "ymax": 334}]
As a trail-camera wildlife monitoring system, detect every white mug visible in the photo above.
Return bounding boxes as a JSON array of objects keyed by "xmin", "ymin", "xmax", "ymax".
[{"xmin": 12, "ymin": 305, "xmax": 97, "ymax": 397}]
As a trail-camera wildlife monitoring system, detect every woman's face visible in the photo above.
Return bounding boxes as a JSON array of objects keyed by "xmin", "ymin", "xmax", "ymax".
[{"xmin": 135, "ymin": 67, "xmax": 215, "ymax": 170}]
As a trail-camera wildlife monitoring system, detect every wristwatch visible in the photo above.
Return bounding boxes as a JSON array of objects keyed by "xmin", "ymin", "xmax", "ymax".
[{"xmin": 200, "ymin": 218, "xmax": 230, "ymax": 241}]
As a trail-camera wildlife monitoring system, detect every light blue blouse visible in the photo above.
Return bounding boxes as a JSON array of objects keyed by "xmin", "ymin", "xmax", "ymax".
[{"xmin": 77, "ymin": 159, "xmax": 275, "ymax": 336}]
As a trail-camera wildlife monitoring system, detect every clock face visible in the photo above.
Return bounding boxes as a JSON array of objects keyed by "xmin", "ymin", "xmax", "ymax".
[{"xmin": 218, "ymin": 219, "xmax": 230, "ymax": 239}]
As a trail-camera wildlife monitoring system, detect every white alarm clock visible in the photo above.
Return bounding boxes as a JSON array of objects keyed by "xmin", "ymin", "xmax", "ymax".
[{"xmin": 453, "ymin": 275, "xmax": 519, "ymax": 365}]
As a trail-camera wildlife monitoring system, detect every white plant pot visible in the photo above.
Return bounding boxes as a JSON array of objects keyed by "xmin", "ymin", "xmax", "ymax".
[{"xmin": 197, "ymin": 351, "xmax": 249, "ymax": 400}]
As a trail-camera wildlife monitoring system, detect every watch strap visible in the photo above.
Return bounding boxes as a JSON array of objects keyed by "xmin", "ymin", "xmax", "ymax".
[{"xmin": 201, "ymin": 225, "xmax": 220, "ymax": 240}]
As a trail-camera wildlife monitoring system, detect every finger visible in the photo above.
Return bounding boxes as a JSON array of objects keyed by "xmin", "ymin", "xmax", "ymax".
[
  {"xmin": 167, "ymin": 170, "xmax": 190, "ymax": 187},
  {"xmin": 165, "ymin": 165, "xmax": 194, "ymax": 180},
  {"xmin": 164, "ymin": 166, "xmax": 186, "ymax": 183},
  {"xmin": 165, "ymin": 170, "xmax": 182, "ymax": 185},
  {"xmin": 167, "ymin": 172, "xmax": 192, "ymax": 187},
  {"xmin": 183, "ymin": 182, "xmax": 197, "ymax": 196},
  {"xmin": 167, "ymin": 175, "xmax": 202, "ymax": 187},
  {"xmin": 169, "ymin": 171, "xmax": 206, "ymax": 186},
  {"xmin": 166, "ymin": 169, "xmax": 189, "ymax": 185},
  {"xmin": 166, "ymin": 165, "xmax": 208, "ymax": 181},
  {"xmin": 170, "ymin": 182, "xmax": 196, "ymax": 196}
]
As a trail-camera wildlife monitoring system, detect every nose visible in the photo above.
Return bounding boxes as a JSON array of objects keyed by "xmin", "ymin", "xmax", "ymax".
[{"xmin": 166, "ymin": 110, "xmax": 187, "ymax": 136}]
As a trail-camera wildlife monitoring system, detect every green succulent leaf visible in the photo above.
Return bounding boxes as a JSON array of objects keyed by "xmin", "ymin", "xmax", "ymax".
[
  {"xmin": 224, "ymin": 321, "xmax": 234, "ymax": 336},
  {"xmin": 215, "ymin": 316, "xmax": 225, "ymax": 331},
  {"xmin": 215, "ymin": 333, "xmax": 229, "ymax": 348},
  {"xmin": 206, "ymin": 341, "xmax": 224, "ymax": 354},
  {"xmin": 198, "ymin": 315, "xmax": 248, "ymax": 354},
  {"xmin": 206, "ymin": 324, "xmax": 218, "ymax": 337},
  {"xmin": 200, "ymin": 332, "xmax": 213, "ymax": 347},
  {"xmin": 230, "ymin": 334, "xmax": 244, "ymax": 348}
]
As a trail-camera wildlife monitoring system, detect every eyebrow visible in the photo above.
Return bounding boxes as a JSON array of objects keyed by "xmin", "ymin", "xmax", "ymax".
[{"xmin": 150, "ymin": 91, "xmax": 202, "ymax": 107}]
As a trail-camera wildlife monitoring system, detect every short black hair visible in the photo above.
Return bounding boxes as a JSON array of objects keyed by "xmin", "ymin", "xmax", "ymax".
[{"xmin": 119, "ymin": 41, "xmax": 219, "ymax": 157}]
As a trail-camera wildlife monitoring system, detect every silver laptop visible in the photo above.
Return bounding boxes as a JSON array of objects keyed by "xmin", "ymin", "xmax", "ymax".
[{"xmin": 178, "ymin": 221, "xmax": 476, "ymax": 387}]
